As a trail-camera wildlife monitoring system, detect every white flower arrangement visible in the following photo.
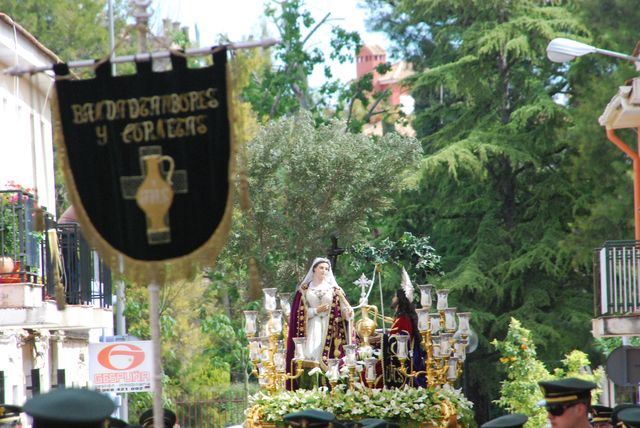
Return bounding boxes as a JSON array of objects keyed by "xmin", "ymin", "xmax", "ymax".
[{"xmin": 247, "ymin": 385, "xmax": 474, "ymax": 426}]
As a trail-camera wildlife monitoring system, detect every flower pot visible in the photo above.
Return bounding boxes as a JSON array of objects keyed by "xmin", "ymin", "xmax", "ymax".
[
  {"xmin": 0, "ymin": 256, "xmax": 14, "ymax": 274},
  {"xmin": 0, "ymin": 259, "xmax": 21, "ymax": 284}
]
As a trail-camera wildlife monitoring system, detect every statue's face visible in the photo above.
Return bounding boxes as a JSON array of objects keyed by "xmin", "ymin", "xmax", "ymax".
[{"xmin": 313, "ymin": 262, "xmax": 330, "ymax": 280}]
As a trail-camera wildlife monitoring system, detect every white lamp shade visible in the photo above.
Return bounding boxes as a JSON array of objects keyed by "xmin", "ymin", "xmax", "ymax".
[
  {"xmin": 430, "ymin": 313, "xmax": 441, "ymax": 334},
  {"xmin": 392, "ymin": 334, "xmax": 410, "ymax": 359},
  {"xmin": 418, "ymin": 284, "xmax": 433, "ymax": 309},
  {"xmin": 243, "ymin": 310, "xmax": 258, "ymax": 335},
  {"xmin": 270, "ymin": 310, "xmax": 283, "ymax": 334},
  {"xmin": 248, "ymin": 338, "xmax": 261, "ymax": 360},
  {"xmin": 344, "ymin": 344, "xmax": 357, "ymax": 366},
  {"xmin": 546, "ymin": 38, "xmax": 596, "ymax": 63},
  {"xmin": 456, "ymin": 312, "xmax": 471, "ymax": 335},
  {"xmin": 263, "ymin": 288, "xmax": 278, "ymax": 311},
  {"xmin": 364, "ymin": 357, "xmax": 378, "ymax": 381},
  {"xmin": 444, "ymin": 308, "xmax": 457, "ymax": 331},
  {"xmin": 447, "ymin": 357, "xmax": 458, "ymax": 380},
  {"xmin": 327, "ymin": 358, "xmax": 340, "ymax": 381},
  {"xmin": 436, "ymin": 289, "xmax": 449, "ymax": 310},
  {"xmin": 292, "ymin": 337, "xmax": 306, "ymax": 360},
  {"xmin": 416, "ymin": 308, "xmax": 429, "ymax": 332}
]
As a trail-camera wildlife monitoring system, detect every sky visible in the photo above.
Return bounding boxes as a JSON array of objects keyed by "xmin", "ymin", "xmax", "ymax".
[{"xmin": 150, "ymin": 0, "xmax": 391, "ymax": 87}]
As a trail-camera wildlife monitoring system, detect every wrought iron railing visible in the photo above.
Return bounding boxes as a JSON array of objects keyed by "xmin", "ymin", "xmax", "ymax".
[
  {"xmin": 594, "ymin": 240, "xmax": 640, "ymax": 316},
  {"xmin": 0, "ymin": 189, "xmax": 41, "ymax": 283},
  {"xmin": 174, "ymin": 389, "xmax": 250, "ymax": 427},
  {"xmin": 43, "ymin": 222, "xmax": 112, "ymax": 307},
  {"xmin": 0, "ymin": 189, "xmax": 111, "ymax": 308}
]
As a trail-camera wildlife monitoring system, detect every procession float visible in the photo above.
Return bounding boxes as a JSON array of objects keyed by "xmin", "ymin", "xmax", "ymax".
[{"xmin": 242, "ymin": 261, "xmax": 475, "ymax": 427}]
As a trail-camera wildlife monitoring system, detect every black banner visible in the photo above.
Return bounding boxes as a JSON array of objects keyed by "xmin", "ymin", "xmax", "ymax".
[{"xmin": 53, "ymin": 49, "xmax": 233, "ymax": 280}]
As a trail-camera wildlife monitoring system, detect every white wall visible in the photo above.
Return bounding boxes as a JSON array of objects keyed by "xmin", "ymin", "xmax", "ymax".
[{"xmin": 0, "ymin": 17, "xmax": 58, "ymax": 216}]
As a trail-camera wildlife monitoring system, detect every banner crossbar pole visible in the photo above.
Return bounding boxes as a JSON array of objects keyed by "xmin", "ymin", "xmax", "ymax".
[{"xmin": 2, "ymin": 38, "xmax": 279, "ymax": 77}]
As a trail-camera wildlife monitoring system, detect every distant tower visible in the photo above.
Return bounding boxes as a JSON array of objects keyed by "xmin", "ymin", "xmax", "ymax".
[
  {"xmin": 354, "ymin": 44, "xmax": 416, "ymax": 137},
  {"xmin": 356, "ymin": 45, "xmax": 387, "ymax": 83}
]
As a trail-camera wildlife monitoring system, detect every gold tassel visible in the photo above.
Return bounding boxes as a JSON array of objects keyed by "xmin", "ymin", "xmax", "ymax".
[
  {"xmin": 248, "ymin": 257, "xmax": 261, "ymax": 300},
  {"xmin": 33, "ymin": 207, "xmax": 45, "ymax": 232},
  {"xmin": 47, "ymin": 229, "xmax": 65, "ymax": 310}
]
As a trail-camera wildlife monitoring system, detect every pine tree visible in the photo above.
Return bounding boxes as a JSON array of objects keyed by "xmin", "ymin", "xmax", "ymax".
[{"xmin": 364, "ymin": 0, "xmax": 594, "ymax": 421}]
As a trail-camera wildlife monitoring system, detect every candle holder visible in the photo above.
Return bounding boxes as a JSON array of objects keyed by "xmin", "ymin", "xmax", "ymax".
[
  {"xmin": 417, "ymin": 284, "xmax": 433, "ymax": 310},
  {"xmin": 364, "ymin": 357, "xmax": 380, "ymax": 391},
  {"xmin": 388, "ymin": 282, "xmax": 473, "ymax": 388},
  {"xmin": 244, "ymin": 291, "xmax": 303, "ymax": 393}
]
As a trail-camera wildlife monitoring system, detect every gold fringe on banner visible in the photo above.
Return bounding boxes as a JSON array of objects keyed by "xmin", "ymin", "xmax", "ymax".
[
  {"xmin": 239, "ymin": 173, "xmax": 250, "ymax": 211},
  {"xmin": 230, "ymin": 59, "xmax": 252, "ymax": 212},
  {"xmin": 51, "ymin": 59, "xmax": 237, "ymax": 287}
]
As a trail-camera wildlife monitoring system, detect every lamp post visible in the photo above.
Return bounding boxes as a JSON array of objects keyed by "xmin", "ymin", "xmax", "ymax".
[
  {"xmin": 546, "ymin": 38, "xmax": 640, "ymax": 240},
  {"xmin": 546, "ymin": 38, "xmax": 640, "ymax": 64}
]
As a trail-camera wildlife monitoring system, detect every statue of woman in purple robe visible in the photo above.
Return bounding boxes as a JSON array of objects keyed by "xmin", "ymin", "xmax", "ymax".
[{"xmin": 285, "ymin": 257, "xmax": 353, "ymax": 389}]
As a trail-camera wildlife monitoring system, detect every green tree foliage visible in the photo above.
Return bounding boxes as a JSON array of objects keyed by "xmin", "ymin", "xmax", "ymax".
[
  {"xmin": 363, "ymin": 0, "xmax": 596, "ymax": 421},
  {"xmin": 556, "ymin": 0, "xmax": 640, "ymax": 268},
  {"xmin": 0, "ymin": 0, "xmax": 130, "ymax": 64},
  {"xmin": 240, "ymin": 0, "xmax": 402, "ymax": 133},
  {"xmin": 124, "ymin": 274, "xmax": 231, "ymax": 399},
  {"xmin": 242, "ymin": 0, "xmax": 361, "ymax": 122},
  {"xmin": 493, "ymin": 318, "xmax": 603, "ymax": 428},
  {"xmin": 349, "ymin": 231, "xmax": 443, "ymax": 282},
  {"xmin": 492, "ymin": 318, "xmax": 550, "ymax": 428},
  {"xmin": 226, "ymin": 112, "xmax": 422, "ymax": 292}
]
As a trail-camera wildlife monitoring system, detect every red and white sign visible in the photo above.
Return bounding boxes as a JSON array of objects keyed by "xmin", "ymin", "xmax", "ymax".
[{"xmin": 89, "ymin": 341, "xmax": 152, "ymax": 393}]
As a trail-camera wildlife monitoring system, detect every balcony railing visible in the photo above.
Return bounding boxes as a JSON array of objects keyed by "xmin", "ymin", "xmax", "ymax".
[
  {"xmin": 593, "ymin": 240, "xmax": 640, "ymax": 316},
  {"xmin": 1, "ymin": 189, "xmax": 111, "ymax": 308},
  {"xmin": 0, "ymin": 189, "xmax": 41, "ymax": 283}
]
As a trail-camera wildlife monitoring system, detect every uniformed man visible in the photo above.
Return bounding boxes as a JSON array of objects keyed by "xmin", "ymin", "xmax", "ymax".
[
  {"xmin": 107, "ymin": 416, "xmax": 129, "ymax": 427},
  {"xmin": 22, "ymin": 387, "xmax": 115, "ymax": 428},
  {"xmin": 358, "ymin": 418, "xmax": 400, "ymax": 428},
  {"xmin": 138, "ymin": 408, "xmax": 176, "ymax": 428},
  {"xmin": 538, "ymin": 378, "xmax": 597, "ymax": 428},
  {"xmin": 591, "ymin": 405, "xmax": 613, "ymax": 428},
  {"xmin": 616, "ymin": 406, "xmax": 640, "ymax": 428},
  {"xmin": 0, "ymin": 404, "xmax": 22, "ymax": 427},
  {"xmin": 481, "ymin": 413, "xmax": 528, "ymax": 428},
  {"xmin": 283, "ymin": 409, "xmax": 337, "ymax": 427},
  {"xmin": 612, "ymin": 405, "xmax": 640, "ymax": 428}
]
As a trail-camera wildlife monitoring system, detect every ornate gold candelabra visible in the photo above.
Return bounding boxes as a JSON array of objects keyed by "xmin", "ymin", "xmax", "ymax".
[
  {"xmin": 390, "ymin": 285, "xmax": 471, "ymax": 387},
  {"xmin": 243, "ymin": 289, "xmax": 303, "ymax": 393}
]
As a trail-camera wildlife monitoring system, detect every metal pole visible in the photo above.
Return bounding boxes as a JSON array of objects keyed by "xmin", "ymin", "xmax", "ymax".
[
  {"xmin": 133, "ymin": 0, "xmax": 151, "ymax": 54},
  {"xmin": 108, "ymin": 0, "xmax": 116, "ymax": 75},
  {"xmin": 3, "ymin": 39, "xmax": 277, "ymax": 76},
  {"xmin": 115, "ymin": 279, "xmax": 128, "ymax": 419},
  {"xmin": 131, "ymin": 3, "xmax": 162, "ymax": 428},
  {"xmin": 108, "ymin": 0, "xmax": 128, "ymax": 420},
  {"xmin": 148, "ymin": 281, "xmax": 163, "ymax": 428}
]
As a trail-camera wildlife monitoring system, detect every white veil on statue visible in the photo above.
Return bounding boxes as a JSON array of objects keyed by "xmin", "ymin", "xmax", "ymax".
[{"xmin": 297, "ymin": 257, "xmax": 340, "ymax": 290}]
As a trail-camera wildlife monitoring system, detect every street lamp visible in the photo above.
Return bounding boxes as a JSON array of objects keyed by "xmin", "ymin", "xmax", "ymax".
[
  {"xmin": 546, "ymin": 38, "xmax": 640, "ymax": 240},
  {"xmin": 546, "ymin": 38, "xmax": 640, "ymax": 64}
]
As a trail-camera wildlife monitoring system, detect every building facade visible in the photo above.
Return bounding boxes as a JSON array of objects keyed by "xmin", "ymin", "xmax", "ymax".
[
  {"xmin": 355, "ymin": 44, "xmax": 415, "ymax": 136},
  {"xmin": 0, "ymin": 14, "xmax": 114, "ymax": 422}
]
